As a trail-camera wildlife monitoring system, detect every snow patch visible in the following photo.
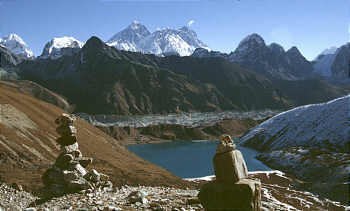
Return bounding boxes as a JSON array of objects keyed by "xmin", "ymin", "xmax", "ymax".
[{"xmin": 241, "ymin": 95, "xmax": 350, "ymax": 151}]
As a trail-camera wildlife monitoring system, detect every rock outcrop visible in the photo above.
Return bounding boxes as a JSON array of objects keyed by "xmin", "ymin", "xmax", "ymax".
[
  {"xmin": 42, "ymin": 113, "xmax": 112, "ymax": 196},
  {"xmin": 199, "ymin": 135, "xmax": 261, "ymax": 211}
]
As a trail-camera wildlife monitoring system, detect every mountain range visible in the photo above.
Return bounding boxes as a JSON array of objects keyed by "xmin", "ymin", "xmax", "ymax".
[
  {"xmin": 2, "ymin": 22, "xmax": 348, "ymax": 80},
  {"xmin": 17, "ymin": 36, "xmax": 348, "ymax": 115},
  {"xmin": 106, "ymin": 21, "xmax": 210, "ymax": 56},
  {"xmin": 193, "ymin": 33, "xmax": 317, "ymax": 80}
]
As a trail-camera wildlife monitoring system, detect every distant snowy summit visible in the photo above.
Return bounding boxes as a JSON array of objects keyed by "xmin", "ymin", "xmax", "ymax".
[
  {"xmin": 107, "ymin": 20, "xmax": 151, "ymax": 52},
  {"xmin": 106, "ymin": 21, "xmax": 210, "ymax": 56},
  {"xmin": 0, "ymin": 34, "xmax": 34, "ymax": 59},
  {"xmin": 40, "ymin": 37, "xmax": 84, "ymax": 59},
  {"xmin": 313, "ymin": 43, "xmax": 350, "ymax": 79}
]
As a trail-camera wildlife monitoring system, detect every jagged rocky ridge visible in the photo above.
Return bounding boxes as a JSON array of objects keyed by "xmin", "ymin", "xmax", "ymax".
[
  {"xmin": 17, "ymin": 36, "xmax": 349, "ymax": 115},
  {"xmin": 240, "ymin": 95, "xmax": 350, "ymax": 203},
  {"xmin": 107, "ymin": 21, "xmax": 209, "ymax": 56},
  {"xmin": 193, "ymin": 33, "xmax": 314, "ymax": 80}
]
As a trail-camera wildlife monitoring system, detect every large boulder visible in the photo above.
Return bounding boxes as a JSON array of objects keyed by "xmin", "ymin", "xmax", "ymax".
[
  {"xmin": 213, "ymin": 149, "xmax": 248, "ymax": 184},
  {"xmin": 199, "ymin": 179, "xmax": 261, "ymax": 211}
]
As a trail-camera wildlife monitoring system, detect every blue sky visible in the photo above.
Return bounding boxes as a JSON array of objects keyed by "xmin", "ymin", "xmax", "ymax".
[{"xmin": 0, "ymin": 0, "xmax": 349, "ymax": 60}]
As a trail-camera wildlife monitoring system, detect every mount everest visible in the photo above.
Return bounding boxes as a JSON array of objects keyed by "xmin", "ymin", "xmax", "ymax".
[{"xmin": 106, "ymin": 21, "xmax": 210, "ymax": 56}]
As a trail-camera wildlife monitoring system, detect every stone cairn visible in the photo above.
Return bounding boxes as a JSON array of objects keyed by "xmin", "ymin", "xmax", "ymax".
[
  {"xmin": 41, "ymin": 113, "xmax": 112, "ymax": 196},
  {"xmin": 199, "ymin": 134, "xmax": 262, "ymax": 211}
]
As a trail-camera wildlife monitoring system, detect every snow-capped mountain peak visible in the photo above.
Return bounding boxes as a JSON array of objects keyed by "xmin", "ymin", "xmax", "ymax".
[
  {"xmin": 40, "ymin": 36, "xmax": 84, "ymax": 59},
  {"xmin": 129, "ymin": 20, "xmax": 143, "ymax": 30},
  {"xmin": 106, "ymin": 21, "xmax": 151, "ymax": 52},
  {"xmin": 0, "ymin": 33, "xmax": 34, "ymax": 58},
  {"xmin": 50, "ymin": 37, "xmax": 83, "ymax": 50},
  {"xmin": 106, "ymin": 22, "xmax": 210, "ymax": 56}
]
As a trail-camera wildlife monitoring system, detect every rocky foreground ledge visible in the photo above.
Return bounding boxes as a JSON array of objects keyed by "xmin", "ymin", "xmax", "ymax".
[{"xmin": 0, "ymin": 171, "xmax": 346, "ymax": 211}]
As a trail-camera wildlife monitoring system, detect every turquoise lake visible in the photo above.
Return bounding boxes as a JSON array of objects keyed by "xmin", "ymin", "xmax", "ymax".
[{"xmin": 127, "ymin": 141, "xmax": 271, "ymax": 178}]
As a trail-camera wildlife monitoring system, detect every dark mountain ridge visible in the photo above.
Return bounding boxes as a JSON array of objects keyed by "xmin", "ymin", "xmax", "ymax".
[
  {"xmin": 18, "ymin": 36, "xmax": 348, "ymax": 115},
  {"xmin": 193, "ymin": 33, "xmax": 315, "ymax": 81}
]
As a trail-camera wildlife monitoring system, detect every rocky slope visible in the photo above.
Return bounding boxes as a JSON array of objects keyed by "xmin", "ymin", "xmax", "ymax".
[
  {"xmin": 0, "ymin": 80, "xmax": 191, "ymax": 192},
  {"xmin": 0, "ymin": 34, "xmax": 34, "ymax": 59},
  {"xmin": 240, "ymin": 95, "xmax": 350, "ymax": 203},
  {"xmin": 0, "ymin": 80, "xmax": 71, "ymax": 111},
  {"xmin": 0, "ymin": 46, "xmax": 23, "ymax": 79},
  {"xmin": 240, "ymin": 95, "xmax": 349, "ymax": 151},
  {"xmin": 107, "ymin": 21, "xmax": 209, "ymax": 56},
  {"xmin": 0, "ymin": 171, "xmax": 345, "ymax": 210},
  {"xmin": 0, "ymin": 45, "xmax": 24, "ymax": 68}
]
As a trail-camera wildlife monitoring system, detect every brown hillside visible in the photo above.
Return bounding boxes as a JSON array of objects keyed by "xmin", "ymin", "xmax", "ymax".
[{"xmin": 0, "ymin": 80, "xmax": 190, "ymax": 192}]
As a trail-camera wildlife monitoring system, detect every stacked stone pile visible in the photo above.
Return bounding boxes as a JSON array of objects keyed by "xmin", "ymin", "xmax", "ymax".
[
  {"xmin": 41, "ymin": 113, "xmax": 112, "ymax": 196},
  {"xmin": 199, "ymin": 134, "xmax": 262, "ymax": 211}
]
